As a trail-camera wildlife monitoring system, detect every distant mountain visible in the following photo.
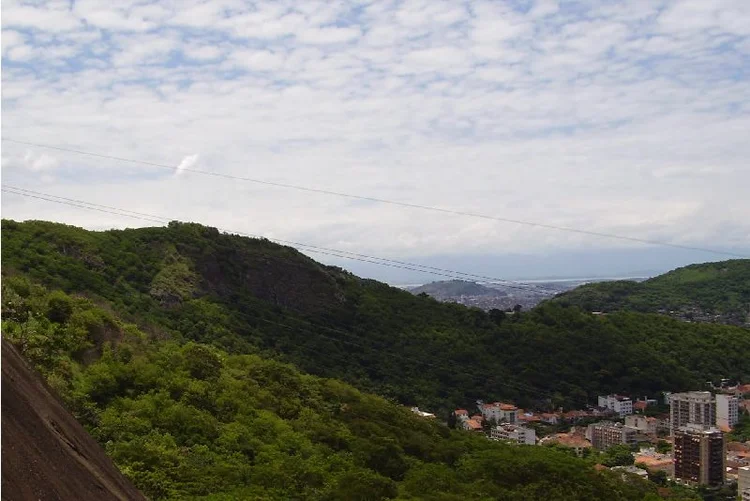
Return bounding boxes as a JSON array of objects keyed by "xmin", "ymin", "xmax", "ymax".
[
  {"xmin": 552, "ymin": 259, "xmax": 750, "ymax": 326},
  {"xmin": 409, "ymin": 280, "xmax": 508, "ymax": 299}
]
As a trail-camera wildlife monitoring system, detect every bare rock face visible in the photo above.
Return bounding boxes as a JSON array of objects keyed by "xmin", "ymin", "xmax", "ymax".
[{"xmin": 1, "ymin": 340, "xmax": 145, "ymax": 501}]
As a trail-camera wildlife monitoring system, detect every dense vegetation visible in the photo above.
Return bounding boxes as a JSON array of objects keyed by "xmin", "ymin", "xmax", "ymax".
[
  {"xmin": 1, "ymin": 277, "xmax": 675, "ymax": 500},
  {"xmin": 552, "ymin": 260, "xmax": 750, "ymax": 326},
  {"xmin": 3, "ymin": 220, "xmax": 749, "ymax": 415}
]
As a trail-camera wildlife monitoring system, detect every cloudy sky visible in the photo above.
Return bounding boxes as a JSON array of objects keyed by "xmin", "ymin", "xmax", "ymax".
[{"xmin": 2, "ymin": 0, "xmax": 749, "ymax": 279}]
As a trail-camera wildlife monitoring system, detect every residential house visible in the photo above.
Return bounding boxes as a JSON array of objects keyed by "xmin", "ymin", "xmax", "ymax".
[
  {"xmin": 625, "ymin": 415, "xmax": 658, "ymax": 435},
  {"xmin": 598, "ymin": 394, "xmax": 633, "ymax": 417},
  {"xmin": 490, "ymin": 424, "xmax": 536, "ymax": 445},
  {"xmin": 633, "ymin": 401, "xmax": 648, "ymax": 413},
  {"xmin": 586, "ymin": 421, "xmax": 638, "ymax": 450},
  {"xmin": 634, "ymin": 449, "xmax": 674, "ymax": 476},
  {"xmin": 518, "ymin": 412, "xmax": 542, "ymax": 425},
  {"xmin": 463, "ymin": 418, "xmax": 483, "ymax": 432},
  {"xmin": 612, "ymin": 465, "xmax": 648, "ymax": 479},
  {"xmin": 543, "ymin": 431, "xmax": 592, "ymax": 457},
  {"xmin": 540, "ymin": 412, "xmax": 560, "ymax": 425},
  {"xmin": 481, "ymin": 402, "xmax": 519, "ymax": 424}
]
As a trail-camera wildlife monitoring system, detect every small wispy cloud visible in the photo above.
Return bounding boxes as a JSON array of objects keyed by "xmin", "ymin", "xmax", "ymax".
[{"xmin": 175, "ymin": 154, "xmax": 199, "ymax": 176}]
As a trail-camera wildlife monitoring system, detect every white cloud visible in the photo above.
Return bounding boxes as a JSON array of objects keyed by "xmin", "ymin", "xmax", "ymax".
[
  {"xmin": 1, "ymin": 0, "xmax": 749, "ymax": 266},
  {"xmin": 2, "ymin": 150, "xmax": 59, "ymax": 172},
  {"xmin": 183, "ymin": 44, "xmax": 224, "ymax": 62},
  {"xmin": 175, "ymin": 154, "xmax": 200, "ymax": 176},
  {"xmin": 528, "ymin": 0, "xmax": 559, "ymax": 18},
  {"xmin": 296, "ymin": 26, "xmax": 362, "ymax": 45}
]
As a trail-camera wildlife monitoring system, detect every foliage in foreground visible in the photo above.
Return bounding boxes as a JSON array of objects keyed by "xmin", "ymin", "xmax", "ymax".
[{"xmin": 1, "ymin": 278, "xmax": 682, "ymax": 501}]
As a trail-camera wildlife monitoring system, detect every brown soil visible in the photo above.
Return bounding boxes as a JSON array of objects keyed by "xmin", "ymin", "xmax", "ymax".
[{"xmin": 1, "ymin": 340, "xmax": 146, "ymax": 501}]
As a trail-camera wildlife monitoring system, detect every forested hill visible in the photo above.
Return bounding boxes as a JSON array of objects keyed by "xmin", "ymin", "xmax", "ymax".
[
  {"xmin": 1, "ymin": 279, "xmax": 671, "ymax": 500},
  {"xmin": 551, "ymin": 259, "xmax": 750, "ymax": 326},
  {"xmin": 3, "ymin": 219, "xmax": 750, "ymax": 414}
]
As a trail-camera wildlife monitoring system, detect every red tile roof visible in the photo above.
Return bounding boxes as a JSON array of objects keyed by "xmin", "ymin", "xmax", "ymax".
[
  {"xmin": 455, "ymin": 409, "xmax": 468, "ymax": 415},
  {"xmin": 465, "ymin": 419, "xmax": 483, "ymax": 431},
  {"xmin": 550, "ymin": 433, "xmax": 592, "ymax": 449}
]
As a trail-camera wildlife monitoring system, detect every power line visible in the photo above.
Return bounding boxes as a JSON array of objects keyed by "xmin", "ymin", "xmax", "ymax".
[
  {"xmin": 4, "ymin": 137, "xmax": 746, "ymax": 259},
  {"xmin": 2, "ymin": 184, "xmax": 560, "ymax": 295},
  {"xmin": 1, "ymin": 187, "xmax": 572, "ymax": 403}
]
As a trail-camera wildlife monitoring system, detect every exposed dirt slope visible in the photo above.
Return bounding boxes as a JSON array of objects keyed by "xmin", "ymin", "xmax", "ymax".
[{"xmin": 1, "ymin": 340, "xmax": 145, "ymax": 501}]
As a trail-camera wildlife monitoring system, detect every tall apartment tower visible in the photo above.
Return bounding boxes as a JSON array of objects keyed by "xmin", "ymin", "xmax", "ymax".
[
  {"xmin": 715, "ymin": 394, "xmax": 739, "ymax": 430},
  {"xmin": 669, "ymin": 391, "xmax": 715, "ymax": 434},
  {"xmin": 674, "ymin": 425, "xmax": 725, "ymax": 487}
]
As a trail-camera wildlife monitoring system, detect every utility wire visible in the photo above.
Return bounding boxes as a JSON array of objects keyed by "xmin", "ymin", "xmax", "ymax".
[
  {"xmin": 4, "ymin": 137, "xmax": 746, "ymax": 259},
  {"xmin": 2, "ymin": 185, "xmax": 560, "ymax": 295},
  {"xmin": 0, "ymin": 187, "xmax": 624, "ymax": 407},
  {"xmin": 2, "ymin": 187, "xmax": 569, "ymax": 403}
]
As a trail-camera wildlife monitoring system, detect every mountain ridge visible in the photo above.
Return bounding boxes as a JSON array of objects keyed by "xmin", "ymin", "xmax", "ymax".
[
  {"xmin": 552, "ymin": 259, "xmax": 750, "ymax": 326},
  {"xmin": 3, "ymin": 219, "xmax": 749, "ymax": 414}
]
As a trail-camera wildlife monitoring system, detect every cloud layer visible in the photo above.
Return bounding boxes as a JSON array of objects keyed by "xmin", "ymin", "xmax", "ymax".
[{"xmin": 2, "ymin": 0, "xmax": 749, "ymax": 261}]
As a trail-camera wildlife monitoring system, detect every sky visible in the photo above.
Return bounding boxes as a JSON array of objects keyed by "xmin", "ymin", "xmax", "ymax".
[{"xmin": 2, "ymin": 0, "xmax": 749, "ymax": 281}]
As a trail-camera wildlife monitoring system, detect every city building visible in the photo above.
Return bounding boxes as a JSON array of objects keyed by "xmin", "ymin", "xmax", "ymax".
[
  {"xmin": 490, "ymin": 424, "xmax": 536, "ymax": 445},
  {"xmin": 716, "ymin": 394, "xmax": 739, "ymax": 431},
  {"xmin": 540, "ymin": 412, "xmax": 560, "ymax": 424},
  {"xmin": 674, "ymin": 425, "xmax": 725, "ymax": 487},
  {"xmin": 669, "ymin": 391, "xmax": 715, "ymax": 434},
  {"xmin": 625, "ymin": 415, "xmax": 657, "ymax": 435},
  {"xmin": 542, "ymin": 430, "xmax": 592, "ymax": 457},
  {"xmin": 481, "ymin": 402, "xmax": 519, "ymax": 424},
  {"xmin": 739, "ymin": 466, "xmax": 750, "ymax": 501},
  {"xmin": 611, "ymin": 465, "xmax": 648, "ymax": 479},
  {"xmin": 586, "ymin": 422, "xmax": 638, "ymax": 450},
  {"xmin": 597, "ymin": 394, "xmax": 633, "ymax": 417},
  {"xmin": 462, "ymin": 417, "xmax": 483, "ymax": 432},
  {"xmin": 634, "ymin": 448, "xmax": 674, "ymax": 477}
]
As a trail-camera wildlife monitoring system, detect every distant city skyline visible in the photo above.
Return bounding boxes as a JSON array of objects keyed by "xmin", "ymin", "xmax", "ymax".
[{"xmin": 317, "ymin": 246, "xmax": 749, "ymax": 285}]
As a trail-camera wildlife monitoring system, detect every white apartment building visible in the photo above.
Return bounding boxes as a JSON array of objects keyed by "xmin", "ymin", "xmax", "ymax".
[
  {"xmin": 624, "ymin": 415, "xmax": 657, "ymax": 435},
  {"xmin": 490, "ymin": 424, "xmax": 536, "ymax": 445},
  {"xmin": 669, "ymin": 391, "xmax": 715, "ymax": 434},
  {"xmin": 481, "ymin": 402, "xmax": 519, "ymax": 424},
  {"xmin": 716, "ymin": 394, "xmax": 739, "ymax": 430},
  {"xmin": 597, "ymin": 394, "xmax": 633, "ymax": 417}
]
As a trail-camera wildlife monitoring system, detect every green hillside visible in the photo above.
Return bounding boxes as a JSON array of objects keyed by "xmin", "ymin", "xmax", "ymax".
[
  {"xmin": 552, "ymin": 259, "xmax": 750, "ymax": 326},
  {"xmin": 3, "ymin": 219, "xmax": 750, "ymax": 415},
  {"xmin": 1, "ymin": 278, "xmax": 675, "ymax": 501}
]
